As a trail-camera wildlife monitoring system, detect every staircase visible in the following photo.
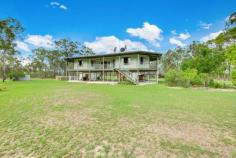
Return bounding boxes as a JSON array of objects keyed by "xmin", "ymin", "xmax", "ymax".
[{"xmin": 115, "ymin": 68, "xmax": 139, "ymax": 85}]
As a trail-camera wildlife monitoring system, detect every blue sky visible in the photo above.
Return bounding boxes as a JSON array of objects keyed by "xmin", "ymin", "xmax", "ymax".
[{"xmin": 0, "ymin": 0, "xmax": 235, "ymax": 55}]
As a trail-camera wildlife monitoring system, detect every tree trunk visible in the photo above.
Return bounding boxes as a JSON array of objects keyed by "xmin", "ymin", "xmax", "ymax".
[
  {"xmin": 2, "ymin": 52, "xmax": 6, "ymax": 82},
  {"xmin": 228, "ymin": 63, "xmax": 231, "ymax": 80}
]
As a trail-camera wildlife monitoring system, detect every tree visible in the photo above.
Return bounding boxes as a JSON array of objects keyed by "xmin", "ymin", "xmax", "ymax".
[
  {"xmin": 181, "ymin": 43, "xmax": 225, "ymax": 75},
  {"xmin": 55, "ymin": 38, "xmax": 95, "ymax": 75},
  {"xmin": 225, "ymin": 44, "xmax": 236, "ymax": 66},
  {"xmin": 55, "ymin": 38, "xmax": 80, "ymax": 58},
  {"xmin": 225, "ymin": 44, "xmax": 236, "ymax": 78},
  {"xmin": 161, "ymin": 47, "xmax": 186, "ymax": 73},
  {"xmin": 0, "ymin": 18, "xmax": 23, "ymax": 82},
  {"xmin": 211, "ymin": 12, "xmax": 236, "ymax": 46},
  {"xmin": 55, "ymin": 38, "xmax": 95, "ymax": 57},
  {"xmin": 31, "ymin": 48, "xmax": 48, "ymax": 78},
  {"xmin": 227, "ymin": 12, "xmax": 236, "ymax": 27},
  {"xmin": 46, "ymin": 50, "xmax": 62, "ymax": 77},
  {"xmin": 80, "ymin": 45, "xmax": 95, "ymax": 56}
]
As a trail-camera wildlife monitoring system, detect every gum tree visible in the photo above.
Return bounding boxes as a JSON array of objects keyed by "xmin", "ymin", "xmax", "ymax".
[{"xmin": 0, "ymin": 18, "xmax": 23, "ymax": 82}]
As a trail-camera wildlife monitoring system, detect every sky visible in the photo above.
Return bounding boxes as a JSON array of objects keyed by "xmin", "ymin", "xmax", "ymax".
[{"xmin": 0, "ymin": 0, "xmax": 235, "ymax": 56}]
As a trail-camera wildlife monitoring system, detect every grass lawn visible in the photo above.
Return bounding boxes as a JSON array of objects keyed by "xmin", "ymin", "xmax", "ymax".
[{"xmin": 0, "ymin": 80, "xmax": 236, "ymax": 158}]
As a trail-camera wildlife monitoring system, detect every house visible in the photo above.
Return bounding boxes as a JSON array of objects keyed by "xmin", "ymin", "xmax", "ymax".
[{"xmin": 65, "ymin": 50, "xmax": 162, "ymax": 85}]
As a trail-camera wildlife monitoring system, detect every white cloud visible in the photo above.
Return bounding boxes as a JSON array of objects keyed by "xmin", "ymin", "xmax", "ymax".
[
  {"xmin": 50, "ymin": 1, "xmax": 67, "ymax": 10},
  {"xmin": 178, "ymin": 33, "xmax": 191, "ymax": 40},
  {"xmin": 169, "ymin": 37, "xmax": 185, "ymax": 47},
  {"xmin": 25, "ymin": 34, "xmax": 54, "ymax": 48},
  {"xmin": 199, "ymin": 21, "xmax": 212, "ymax": 30},
  {"xmin": 60, "ymin": 5, "xmax": 67, "ymax": 10},
  {"xmin": 168, "ymin": 31, "xmax": 190, "ymax": 47},
  {"xmin": 84, "ymin": 36, "xmax": 148, "ymax": 54},
  {"xmin": 171, "ymin": 30, "xmax": 177, "ymax": 35},
  {"xmin": 16, "ymin": 41, "xmax": 30, "ymax": 52},
  {"xmin": 50, "ymin": 2, "xmax": 60, "ymax": 6},
  {"xmin": 126, "ymin": 22, "xmax": 163, "ymax": 47},
  {"xmin": 200, "ymin": 30, "xmax": 223, "ymax": 42}
]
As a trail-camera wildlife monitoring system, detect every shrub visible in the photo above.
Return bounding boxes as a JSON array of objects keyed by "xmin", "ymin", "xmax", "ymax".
[
  {"xmin": 208, "ymin": 80, "xmax": 233, "ymax": 89},
  {"xmin": 165, "ymin": 69, "xmax": 180, "ymax": 86},
  {"xmin": 165, "ymin": 69, "xmax": 200, "ymax": 88},
  {"xmin": 164, "ymin": 69, "xmax": 224, "ymax": 88},
  {"xmin": 180, "ymin": 69, "xmax": 199, "ymax": 87},
  {"xmin": 232, "ymin": 70, "xmax": 236, "ymax": 86},
  {"xmin": 9, "ymin": 72, "xmax": 25, "ymax": 81},
  {"xmin": 199, "ymin": 73, "xmax": 213, "ymax": 87}
]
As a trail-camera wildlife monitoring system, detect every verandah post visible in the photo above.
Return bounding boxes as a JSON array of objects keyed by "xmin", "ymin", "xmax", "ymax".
[
  {"xmin": 103, "ymin": 57, "xmax": 105, "ymax": 81},
  {"xmin": 156, "ymin": 56, "xmax": 159, "ymax": 84},
  {"xmin": 118, "ymin": 56, "xmax": 121, "ymax": 82},
  {"xmin": 137, "ymin": 54, "xmax": 140, "ymax": 83},
  {"xmin": 89, "ymin": 59, "xmax": 91, "ymax": 81}
]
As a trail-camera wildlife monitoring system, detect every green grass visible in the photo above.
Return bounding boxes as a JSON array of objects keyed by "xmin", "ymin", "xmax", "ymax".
[{"xmin": 0, "ymin": 79, "xmax": 236, "ymax": 157}]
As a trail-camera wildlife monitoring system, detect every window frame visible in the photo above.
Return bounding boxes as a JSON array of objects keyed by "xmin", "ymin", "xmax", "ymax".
[
  {"xmin": 78, "ymin": 60, "xmax": 83, "ymax": 66},
  {"xmin": 140, "ymin": 57, "xmax": 144, "ymax": 65},
  {"xmin": 123, "ymin": 57, "xmax": 130, "ymax": 65}
]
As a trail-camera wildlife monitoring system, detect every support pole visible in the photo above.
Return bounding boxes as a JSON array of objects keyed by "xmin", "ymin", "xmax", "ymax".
[
  {"xmin": 77, "ymin": 61, "xmax": 79, "ymax": 80},
  {"xmin": 103, "ymin": 57, "xmax": 105, "ymax": 81},
  {"xmin": 156, "ymin": 56, "xmax": 159, "ymax": 83},
  {"xmin": 137, "ymin": 54, "xmax": 140, "ymax": 83},
  {"xmin": 119, "ymin": 56, "xmax": 121, "ymax": 68},
  {"xmin": 89, "ymin": 59, "xmax": 91, "ymax": 81},
  {"xmin": 118, "ymin": 56, "xmax": 121, "ymax": 82}
]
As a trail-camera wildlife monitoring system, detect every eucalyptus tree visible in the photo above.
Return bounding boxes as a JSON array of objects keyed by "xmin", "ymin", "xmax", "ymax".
[
  {"xmin": 55, "ymin": 38, "xmax": 95, "ymax": 75},
  {"xmin": 161, "ymin": 47, "xmax": 186, "ymax": 73},
  {"xmin": 0, "ymin": 18, "xmax": 23, "ymax": 82},
  {"xmin": 32, "ymin": 48, "xmax": 49, "ymax": 78}
]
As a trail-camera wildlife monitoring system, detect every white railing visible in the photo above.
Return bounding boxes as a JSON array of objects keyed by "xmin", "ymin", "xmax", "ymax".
[
  {"xmin": 91, "ymin": 64, "xmax": 114, "ymax": 70},
  {"xmin": 68, "ymin": 62, "xmax": 157, "ymax": 70}
]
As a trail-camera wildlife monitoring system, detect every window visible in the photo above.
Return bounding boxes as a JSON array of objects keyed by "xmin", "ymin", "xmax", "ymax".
[
  {"xmin": 140, "ymin": 57, "xmax": 144, "ymax": 65},
  {"xmin": 91, "ymin": 60, "xmax": 94, "ymax": 66},
  {"xmin": 112, "ymin": 59, "xmax": 115, "ymax": 67},
  {"xmin": 79, "ymin": 60, "xmax": 83, "ymax": 66},
  {"xmin": 123, "ymin": 57, "xmax": 130, "ymax": 65}
]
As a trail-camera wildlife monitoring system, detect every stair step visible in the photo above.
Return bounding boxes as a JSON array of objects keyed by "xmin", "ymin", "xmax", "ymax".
[{"xmin": 115, "ymin": 68, "xmax": 138, "ymax": 85}]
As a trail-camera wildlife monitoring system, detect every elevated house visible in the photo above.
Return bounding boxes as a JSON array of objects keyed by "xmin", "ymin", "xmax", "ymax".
[{"xmin": 65, "ymin": 51, "xmax": 162, "ymax": 85}]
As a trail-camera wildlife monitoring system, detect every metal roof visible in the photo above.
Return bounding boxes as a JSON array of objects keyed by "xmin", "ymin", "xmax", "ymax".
[{"xmin": 65, "ymin": 50, "xmax": 162, "ymax": 61}]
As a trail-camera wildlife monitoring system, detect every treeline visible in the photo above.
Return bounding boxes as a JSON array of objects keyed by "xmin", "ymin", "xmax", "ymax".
[
  {"xmin": 25, "ymin": 39, "xmax": 94, "ymax": 78},
  {"xmin": 161, "ymin": 41, "xmax": 234, "ymax": 79},
  {"xmin": 0, "ymin": 18, "xmax": 95, "ymax": 81},
  {"xmin": 161, "ymin": 12, "xmax": 236, "ymax": 87}
]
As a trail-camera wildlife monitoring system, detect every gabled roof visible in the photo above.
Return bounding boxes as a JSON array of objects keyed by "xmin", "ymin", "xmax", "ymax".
[{"xmin": 65, "ymin": 50, "xmax": 162, "ymax": 61}]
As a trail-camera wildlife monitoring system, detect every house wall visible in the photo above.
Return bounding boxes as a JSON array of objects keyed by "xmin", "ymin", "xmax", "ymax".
[{"xmin": 72, "ymin": 54, "xmax": 151, "ymax": 70}]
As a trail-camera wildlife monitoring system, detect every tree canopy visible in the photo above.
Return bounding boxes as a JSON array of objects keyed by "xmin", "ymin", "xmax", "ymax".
[{"xmin": 0, "ymin": 18, "xmax": 23, "ymax": 82}]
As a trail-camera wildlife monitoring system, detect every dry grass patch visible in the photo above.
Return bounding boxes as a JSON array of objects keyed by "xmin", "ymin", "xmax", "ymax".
[
  {"xmin": 41, "ymin": 88, "xmax": 103, "ymax": 107},
  {"xmin": 0, "ymin": 150, "xmax": 36, "ymax": 158},
  {"xmin": 39, "ymin": 108, "xmax": 97, "ymax": 128},
  {"xmin": 147, "ymin": 120, "xmax": 235, "ymax": 157},
  {"xmin": 147, "ymin": 121, "xmax": 217, "ymax": 147}
]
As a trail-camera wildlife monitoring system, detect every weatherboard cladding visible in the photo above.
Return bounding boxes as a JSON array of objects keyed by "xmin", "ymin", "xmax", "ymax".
[{"xmin": 65, "ymin": 51, "xmax": 162, "ymax": 61}]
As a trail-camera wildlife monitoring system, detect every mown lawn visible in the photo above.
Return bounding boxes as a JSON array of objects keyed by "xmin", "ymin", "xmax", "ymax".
[{"xmin": 0, "ymin": 80, "xmax": 236, "ymax": 158}]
